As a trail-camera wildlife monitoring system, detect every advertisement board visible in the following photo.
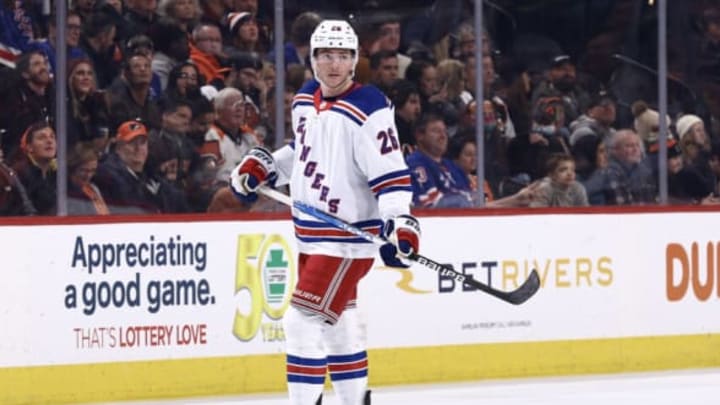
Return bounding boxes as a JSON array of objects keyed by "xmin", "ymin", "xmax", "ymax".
[{"xmin": 1, "ymin": 210, "xmax": 719, "ymax": 403}]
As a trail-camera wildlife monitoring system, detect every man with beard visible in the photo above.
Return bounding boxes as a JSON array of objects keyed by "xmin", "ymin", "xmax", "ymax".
[
  {"xmin": 108, "ymin": 53, "xmax": 161, "ymax": 130},
  {"xmin": 0, "ymin": 51, "xmax": 53, "ymax": 159},
  {"xmin": 531, "ymin": 54, "xmax": 591, "ymax": 125}
]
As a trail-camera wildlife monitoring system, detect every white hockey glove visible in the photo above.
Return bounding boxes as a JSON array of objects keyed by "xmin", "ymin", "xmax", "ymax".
[
  {"xmin": 379, "ymin": 214, "xmax": 421, "ymax": 268},
  {"xmin": 230, "ymin": 147, "xmax": 277, "ymax": 203}
]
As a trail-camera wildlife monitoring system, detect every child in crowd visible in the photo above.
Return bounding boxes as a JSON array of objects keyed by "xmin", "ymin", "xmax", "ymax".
[{"xmin": 530, "ymin": 153, "xmax": 589, "ymax": 207}]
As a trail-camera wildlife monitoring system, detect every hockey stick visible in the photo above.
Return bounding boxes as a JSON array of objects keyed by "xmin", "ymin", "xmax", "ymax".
[{"xmin": 259, "ymin": 187, "xmax": 540, "ymax": 305}]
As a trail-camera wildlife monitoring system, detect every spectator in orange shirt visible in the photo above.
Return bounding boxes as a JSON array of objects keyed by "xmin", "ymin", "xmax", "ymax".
[{"xmin": 190, "ymin": 22, "xmax": 228, "ymax": 88}]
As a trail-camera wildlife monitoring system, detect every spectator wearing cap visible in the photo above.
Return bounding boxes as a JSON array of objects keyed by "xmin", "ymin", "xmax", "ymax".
[
  {"xmin": 125, "ymin": 34, "xmax": 163, "ymax": 100},
  {"xmin": 569, "ymin": 89, "xmax": 617, "ymax": 146},
  {"xmin": 123, "ymin": 0, "xmax": 159, "ymax": 39},
  {"xmin": 79, "ymin": 9, "xmax": 120, "ymax": 89},
  {"xmin": 224, "ymin": 12, "xmax": 263, "ymax": 56},
  {"xmin": 10, "ymin": 122, "xmax": 57, "ymax": 216},
  {"xmin": 108, "ymin": 53, "xmax": 162, "ymax": 131},
  {"xmin": 605, "ymin": 129, "xmax": 656, "ymax": 205},
  {"xmin": 190, "ymin": 22, "xmax": 228, "ymax": 88},
  {"xmin": 157, "ymin": 0, "xmax": 202, "ymax": 33},
  {"xmin": 66, "ymin": 143, "xmax": 110, "ymax": 216},
  {"xmin": 148, "ymin": 17, "xmax": 191, "ymax": 91},
  {"xmin": 267, "ymin": 11, "xmax": 321, "ymax": 70},
  {"xmin": 66, "ymin": 58, "xmax": 111, "ymax": 153},
  {"xmin": 29, "ymin": 11, "xmax": 88, "ymax": 76},
  {"xmin": 202, "ymin": 87, "xmax": 259, "ymax": 184},
  {"xmin": 95, "ymin": 120, "xmax": 185, "ymax": 213},
  {"xmin": 0, "ymin": 50, "xmax": 54, "ymax": 159},
  {"xmin": 531, "ymin": 54, "xmax": 591, "ymax": 125},
  {"xmin": 388, "ymin": 80, "xmax": 421, "ymax": 154}
]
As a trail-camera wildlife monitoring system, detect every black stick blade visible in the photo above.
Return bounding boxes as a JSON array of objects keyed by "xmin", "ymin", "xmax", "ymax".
[{"xmin": 500, "ymin": 269, "xmax": 541, "ymax": 305}]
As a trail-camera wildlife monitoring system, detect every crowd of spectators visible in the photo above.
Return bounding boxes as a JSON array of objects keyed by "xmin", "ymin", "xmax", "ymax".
[{"xmin": 0, "ymin": 0, "xmax": 719, "ymax": 216}]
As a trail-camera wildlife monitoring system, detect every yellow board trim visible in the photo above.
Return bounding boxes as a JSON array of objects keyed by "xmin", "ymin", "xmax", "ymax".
[{"xmin": 2, "ymin": 334, "xmax": 719, "ymax": 405}]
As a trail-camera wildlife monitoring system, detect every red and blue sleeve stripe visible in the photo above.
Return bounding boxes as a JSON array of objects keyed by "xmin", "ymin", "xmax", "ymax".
[{"xmin": 368, "ymin": 169, "xmax": 413, "ymax": 198}]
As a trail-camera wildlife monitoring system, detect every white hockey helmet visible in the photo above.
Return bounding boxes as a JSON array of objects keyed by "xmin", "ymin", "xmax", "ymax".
[
  {"xmin": 310, "ymin": 20, "xmax": 359, "ymax": 84},
  {"xmin": 310, "ymin": 19, "xmax": 358, "ymax": 55}
]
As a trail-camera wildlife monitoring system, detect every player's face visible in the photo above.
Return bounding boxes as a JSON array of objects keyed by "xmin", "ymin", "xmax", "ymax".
[{"xmin": 314, "ymin": 49, "xmax": 354, "ymax": 91}]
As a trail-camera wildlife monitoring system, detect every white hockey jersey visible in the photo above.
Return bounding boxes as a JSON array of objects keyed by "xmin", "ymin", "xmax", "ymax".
[{"xmin": 273, "ymin": 80, "xmax": 413, "ymax": 258}]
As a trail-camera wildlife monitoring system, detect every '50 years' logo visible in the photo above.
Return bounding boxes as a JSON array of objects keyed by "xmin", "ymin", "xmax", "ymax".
[{"xmin": 233, "ymin": 234, "xmax": 296, "ymax": 341}]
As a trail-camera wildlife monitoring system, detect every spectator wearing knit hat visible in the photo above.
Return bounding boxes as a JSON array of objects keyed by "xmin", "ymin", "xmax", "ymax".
[
  {"xmin": 224, "ymin": 12, "xmax": 263, "ymax": 56},
  {"xmin": 676, "ymin": 114, "xmax": 716, "ymax": 200},
  {"xmin": 631, "ymin": 100, "xmax": 672, "ymax": 149}
]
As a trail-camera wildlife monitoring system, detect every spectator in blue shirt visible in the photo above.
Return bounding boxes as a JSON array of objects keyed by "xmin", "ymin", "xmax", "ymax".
[{"xmin": 406, "ymin": 113, "xmax": 474, "ymax": 208}]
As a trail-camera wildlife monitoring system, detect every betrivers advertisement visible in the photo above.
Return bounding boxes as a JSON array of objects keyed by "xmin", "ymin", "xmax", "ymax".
[{"xmin": 1, "ymin": 213, "xmax": 719, "ymax": 367}]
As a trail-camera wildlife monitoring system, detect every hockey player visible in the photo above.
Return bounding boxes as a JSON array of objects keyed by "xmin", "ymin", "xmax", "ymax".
[{"xmin": 230, "ymin": 20, "xmax": 420, "ymax": 405}]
